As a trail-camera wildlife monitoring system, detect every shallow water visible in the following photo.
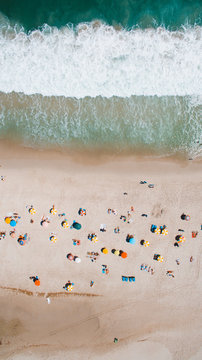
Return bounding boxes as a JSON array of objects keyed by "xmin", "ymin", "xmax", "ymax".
[{"xmin": 0, "ymin": 2, "xmax": 201, "ymax": 158}]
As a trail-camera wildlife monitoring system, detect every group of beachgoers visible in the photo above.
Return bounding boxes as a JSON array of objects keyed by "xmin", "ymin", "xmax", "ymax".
[{"xmin": 1, "ymin": 187, "xmax": 200, "ymax": 294}]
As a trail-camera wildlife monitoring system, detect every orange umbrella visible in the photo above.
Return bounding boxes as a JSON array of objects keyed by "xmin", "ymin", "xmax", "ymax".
[
  {"xmin": 121, "ymin": 252, "xmax": 127, "ymax": 259},
  {"xmin": 102, "ymin": 248, "xmax": 108, "ymax": 254},
  {"xmin": 34, "ymin": 279, "xmax": 40, "ymax": 286}
]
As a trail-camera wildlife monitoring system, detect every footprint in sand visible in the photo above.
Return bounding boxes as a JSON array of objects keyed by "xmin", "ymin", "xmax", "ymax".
[{"xmin": 151, "ymin": 203, "xmax": 165, "ymax": 218}]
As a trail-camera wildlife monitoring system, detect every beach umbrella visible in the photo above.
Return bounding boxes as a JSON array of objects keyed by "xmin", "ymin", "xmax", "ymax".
[
  {"xmin": 10, "ymin": 219, "xmax": 17, "ymax": 227},
  {"xmin": 74, "ymin": 257, "xmax": 81, "ymax": 263},
  {"xmin": 18, "ymin": 239, "xmax": 25, "ymax": 246},
  {"xmin": 67, "ymin": 253, "xmax": 74, "ymax": 261},
  {"xmin": 72, "ymin": 222, "xmax": 81, "ymax": 230},
  {"xmin": 121, "ymin": 252, "xmax": 128, "ymax": 259},
  {"xmin": 144, "ymin": 241, "xmax": 150, "ymax": 247},
  {"xmin": 42, "ymin": 220, "xmax": 49, "ymax": 228},
  {"xmin": 50, "ymin": 235, "xmax": 57, "ymax": 243},
  {"xmin": 114, "ymin": 250, "xmax": 120, "ymax": 256},
  {"xmin": 67, "ymin": 284, "xmax": 73, "ymax": 292},
  {"xmin": 128, "ymin": 237, "xmax": 136, "ymax": 244},
  {"xmin": 155, "ymin": 228, "xmax": 160, "ymax": 235},
  {"xmin": 62, "ymin": 220, "xmax": 69, "ymax": 228},
  {"xmin": 157, "ymin": 256, "xmax": 164, "ymax": 262},
  {"xmin": 162, "ymin": 229, "xmax": 168, "ymax": 235},
  {"xmin": 91, "ymin": 235, "xmax": 98, "ymax": 243},
  {"xmin": 5, "ymin": 217, "xmax": 11, "ymax": 224},
  {"xmin": 50, "ymin": 207, "xmax": 57, "ymax": 215},
  {"xmin": 34, "ymin": 279, "xmax": 40, "ymax": 286},
  {"xmin": 102, "ymin": 248, "xmax": 108, "ymax": 254},
  {"xmin": 29, "ymin": 207, "xmax": 36, "ymax": 215},
  {"xmin": 178, "ymin": 236, "xmax": 185, "ymax": 243}
]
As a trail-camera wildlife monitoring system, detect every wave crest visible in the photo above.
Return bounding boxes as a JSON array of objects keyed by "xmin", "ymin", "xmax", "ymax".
[{"xmin": 0, "ymin": 22, "xmax": 201, "ymax": 98}]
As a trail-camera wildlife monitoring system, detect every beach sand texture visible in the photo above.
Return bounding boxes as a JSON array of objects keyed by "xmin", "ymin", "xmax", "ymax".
[{"xmin": 0, "ymin": 144, "xmax": 201, "ymax": 360}]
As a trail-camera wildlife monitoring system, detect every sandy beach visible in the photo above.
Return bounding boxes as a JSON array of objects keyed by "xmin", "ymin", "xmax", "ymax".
[{"xmin": 0, "ymin": 142, "xmax": 201, "ymax": 360}]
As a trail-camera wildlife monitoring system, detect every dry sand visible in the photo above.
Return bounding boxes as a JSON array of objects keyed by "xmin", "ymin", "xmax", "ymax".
[{"xmin": 0, "ymin": 142, "xmax": 201, "ymax": 360}]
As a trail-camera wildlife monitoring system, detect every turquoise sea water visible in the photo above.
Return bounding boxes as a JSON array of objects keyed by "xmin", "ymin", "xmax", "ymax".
[
  {"xmin": 0, "ymin": 0, "xmax": 201, "ymax": 30},
  {"xmin": 0, "ymin": 1, "xmax": 201, "ymax": 157}
]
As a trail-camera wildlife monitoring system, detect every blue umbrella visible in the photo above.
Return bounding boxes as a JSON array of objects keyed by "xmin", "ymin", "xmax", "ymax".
[
  {"xmin": 128, "ymin": 237, "xmax": 136, "ymax": 244},
  {"xmin": 10, "ymin": 219, "xmax": 17, "ymax": 227}
]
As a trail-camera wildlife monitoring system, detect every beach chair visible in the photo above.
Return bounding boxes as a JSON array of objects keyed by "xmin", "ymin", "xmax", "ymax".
[{"xmin": 122, "ymin": 276, "xmax": 128, "ymax": 282}]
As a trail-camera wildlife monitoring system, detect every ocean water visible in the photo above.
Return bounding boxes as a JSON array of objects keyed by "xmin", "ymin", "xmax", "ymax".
[{"xmin": 0, "ymin": 1, "xmax": 201, "ymax": 158}]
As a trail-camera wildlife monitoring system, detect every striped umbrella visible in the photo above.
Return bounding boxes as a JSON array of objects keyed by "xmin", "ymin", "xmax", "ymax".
[
  {"xmin": 144, "ymin": 241, "xmax": 150, "ymax": 247},
  {"xmin": 179, "ymin": 236, "xmax": 185, "ymax": 243},
  {"xmin": 157, "ymin": 256, "xmax": 164, "ymax": 262},
  {"xmin": 155, "ymin": 228, "xmax": 160, "ymax": 235},
  {"xmin": 62, "ymin": 220, "xmax": 69, "ymax": 228},
  {"xmin": 91, "ymin": 235, "xmax": 98, "ymax": 243},
  {"xmin": 50, "ymin": 235, "xmax": 57, "ymax": 243},
  {"xmin": 161, "ymin": 229, "xmax": 168, "ymax": 235},
  {"xmin": 50, "ymin": 207, "xmax": 57, "ymax": 215},
  {"xmin": 67, "ymin": 285, "xmax": 73, "ymax": 292},
  {"xmin": 29, "ymin": 207, "xmax": 36, "ymax": 215}
]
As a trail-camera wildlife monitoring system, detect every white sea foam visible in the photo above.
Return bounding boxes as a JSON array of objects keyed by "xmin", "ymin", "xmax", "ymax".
[{"xmin": 0, "ymin": 22, "xmax": 201, "ymax": 98}]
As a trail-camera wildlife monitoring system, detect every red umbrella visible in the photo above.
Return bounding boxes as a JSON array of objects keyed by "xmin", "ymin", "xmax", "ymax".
[{"xmin": 34, "ymin": 279, "xmax": 40, "ymax": 286}]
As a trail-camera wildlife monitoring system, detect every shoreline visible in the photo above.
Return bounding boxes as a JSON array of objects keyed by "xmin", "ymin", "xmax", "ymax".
[{"xmin": 0, "ymin": 143, "xmax": 201, "ymax": 360}]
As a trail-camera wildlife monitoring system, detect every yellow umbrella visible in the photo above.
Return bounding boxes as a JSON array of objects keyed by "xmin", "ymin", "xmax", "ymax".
[
  {"xmin": 155, "ymin": 228, "xmax": 160, "ymax": 235},
  {"xmin": 114, "ymin": 250, "xmax": 120, "ymax": 256},
  {"xmin": 157, "ymin": 256, "xmax": 164, "ymax": 262},
  {"xmin": 5, "ymin": 217, "xmax": 11, "ymax": 224},
  {"xmin": 102, "ymin": 248, "xmax": 108, "ymax": 254},
  {"xmin": 67, "ymin": 285, "xmax": 73, "ymax": 292},
  {"xmin": 62, "ymin": 220, "xmax": 69, "ymax": 228},
  {"xmin": 144, "ymin": 241, "xmax": 150, "ymax": 247},
  {"xmin": 29, "ymin": 207, "xmax": 36, "ymax": 215},
  {"xmin": 50, "ymin": 207, "xmax": 57, "ymax": 215},
  {"xmin": 50, "ymin": 235, "xmax": 57, "ymax": 243},
  {"xmin": 162, "ymin": 229, "xmax": 168, "ymax": 235}
]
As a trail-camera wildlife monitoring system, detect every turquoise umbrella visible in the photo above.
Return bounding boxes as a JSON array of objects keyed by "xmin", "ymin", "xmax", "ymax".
[{"xmin": 72, "ymin": 222, "xmax": 81, "ymax": 230}]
